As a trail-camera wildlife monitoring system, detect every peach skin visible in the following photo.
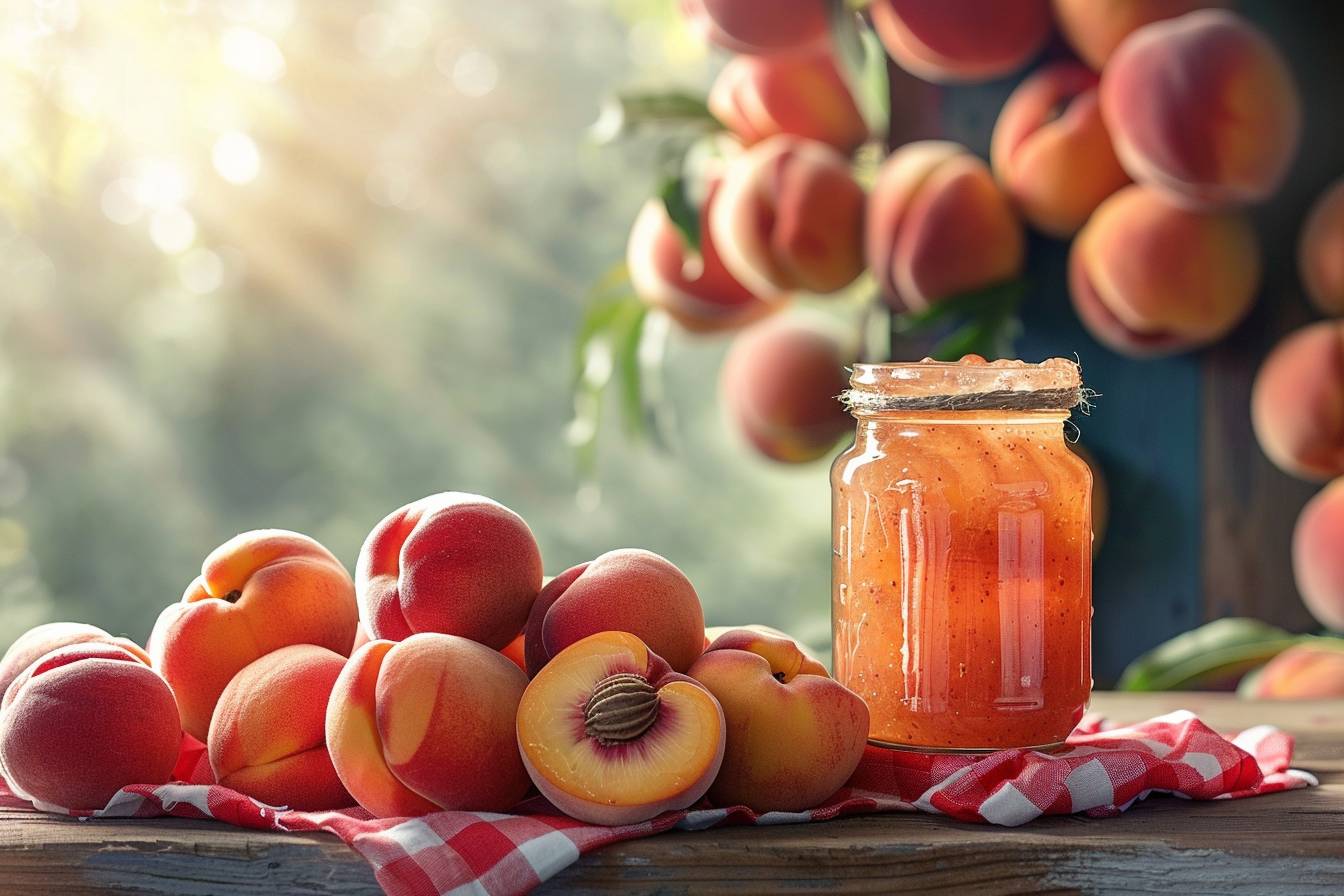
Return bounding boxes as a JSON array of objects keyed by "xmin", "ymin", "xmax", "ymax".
[
  {"xmin": 689, "ymin": 629, "xmax": 868, "ymax": 812},
  {"xmin": 1052, "ymin": 0, "xmax": 1230, "ymax": 71},
  {"xmin": 1100, "ymin": 9, "xmax": 1300, "ymax": 209},
  {"xmin": 356, "ymin": 492, "xmax": 542, "ymax": 649},
  {"xmin": 326, "ymin": 633, "xmax": 530, "ymax": 817},
  {"xmin": 679, "ymin": 0, "xmax": 830, "ymax": 57},
  {"xmin": 208, "ymin": 644, "xmax": 352, "ymax": 811},
  {"xmin": 1299, "ymin": 178, "xmax": 1344, "ymax": 316},
  {"xmin": 1294, "ymin": 478, "xmax": 1344, "ymax": 632},
  {"xmin": 1240, "ymin": 641, "xmax": 1344, "ymax": 699},
  {"xmin": 627, "ymin": 176, "xmax": 780, "ymax": 335},
  {"xmin": 149, "ymin": 529, "xmax": 358, "ymax": 742},
  {"xmin": 991, "ymin": 62, "xmax": 1130, "ymax": 238},
  {"xmin": 517, "ymin": 631, "xmax": 725, "ymax": 825},
  {"xmin": 1069, "ymin": 185, "xmax": 1259, "ymax": 357},
  {"xmin": 870, "ymin": 0, "xmax": 1051, "ymax": 84},
  {"xmin": 867, "ymin": 140, "xmax": 1024, "ymax": 313},
  {"xmin": 709, "ymin": 52, "xmax": 868, "ymax": 155},
  {"xmin": 0, "ymin": 621, "xmax": 151, "ymax": 701},
  {"xmin": 0, "ymin": 643, "xmax": 180, "ymax": 812},
  {"xmin": 523, "ymin": 548, "xmax": 704, "ymax": 677},
  {"xmin": 1251, "ymin": 321, "xmax": 1344, "ymax": 482}
]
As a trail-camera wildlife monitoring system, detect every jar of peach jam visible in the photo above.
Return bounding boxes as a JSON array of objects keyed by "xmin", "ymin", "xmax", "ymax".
[{"xmin": 832, "ymin": 357, "xmax": 1092, "ymax": 752}]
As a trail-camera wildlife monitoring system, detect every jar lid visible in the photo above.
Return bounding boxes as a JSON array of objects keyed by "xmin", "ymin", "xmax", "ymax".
[{"xmin": 843, "ymin": 356, "xmax": 1086, "ymax": 412}]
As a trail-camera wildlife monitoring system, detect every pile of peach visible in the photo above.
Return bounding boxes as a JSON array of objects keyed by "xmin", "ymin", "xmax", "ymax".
[
  {"xmin": 624, "ymin": 0, "xmax": 1324, "ymax": 466},
  {"xmin": 0, "ymin": 492, "xmax": 869, "ymax": 823}
]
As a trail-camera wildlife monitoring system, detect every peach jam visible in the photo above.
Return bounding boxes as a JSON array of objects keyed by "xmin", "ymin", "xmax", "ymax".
[{"xmin": 831, "ymin": 357, "xmax": 1092, "ymax": 752}]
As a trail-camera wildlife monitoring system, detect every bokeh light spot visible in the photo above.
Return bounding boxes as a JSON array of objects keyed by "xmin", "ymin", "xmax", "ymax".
[
  {"xmin": 212, "ymin": 131, "xmax": 261, "ymax": 184},
  {"xmin": 0, "ymin": 519, "xmax": 28, "ymax": 568},
  {"xmin": 150, "ymin": 206, "xmax": 197, "ymax": 253},
  {"xmin": 446, "ymin": 49, "xmax": 498, "ymax": 98},
  {"xmin": 220, "ymin": 27, "xmax": 286, "ymax": 81},
  {"xmin": 178, "ymin": 247, "xmax": 224, "ymax": 293},
  {"xmin": 100, "ymin": 179, "xmax": 143, "ymax": 225}
]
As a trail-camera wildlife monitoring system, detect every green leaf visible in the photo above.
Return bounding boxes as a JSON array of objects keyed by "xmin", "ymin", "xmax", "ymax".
[
  {"xmin": 590, "ymin": 90, "xmax": 721, "ymax": 144},
  {"xmin": 828, "ymin": 4, "xmax": 887, "ymax": 139},
  {"xmin": 1117, "ymin": 618, "xmax": 1300, "ymax": 692},
  {"xmin": 658, "ymin": 176, "xmax": 701, "ymax": 254},
  {"xmin": 894, "ymin": 280, "xmax": 1026, "ymax": 334}
]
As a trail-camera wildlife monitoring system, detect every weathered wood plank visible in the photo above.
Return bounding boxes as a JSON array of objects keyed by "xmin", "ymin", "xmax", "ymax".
[{"xmin": 1, "ymin": 694, "xmax": 1340, "ymax": 895}]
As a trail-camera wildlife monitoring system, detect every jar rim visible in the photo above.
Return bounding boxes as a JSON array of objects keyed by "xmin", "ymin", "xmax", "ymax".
[{"xmin": 843, "ymin": 357, "xmax": 1086, "ymax": 412}]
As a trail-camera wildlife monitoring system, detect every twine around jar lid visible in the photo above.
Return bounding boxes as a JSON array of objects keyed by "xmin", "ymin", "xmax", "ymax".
[{"xmin": 841, "ymin": 356, "xmax": 1089, "ymax": 413}]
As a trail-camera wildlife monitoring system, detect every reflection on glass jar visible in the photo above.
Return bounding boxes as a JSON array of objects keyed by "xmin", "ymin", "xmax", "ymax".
[{"xmin": 832, "ymin": 357, "xmax": 1092, "ymax": 752}]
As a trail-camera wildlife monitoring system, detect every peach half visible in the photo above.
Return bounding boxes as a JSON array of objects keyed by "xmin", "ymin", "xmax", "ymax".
[{"xmin": 517, "ymin": 632, "xmax": 725, "ymax": 825}]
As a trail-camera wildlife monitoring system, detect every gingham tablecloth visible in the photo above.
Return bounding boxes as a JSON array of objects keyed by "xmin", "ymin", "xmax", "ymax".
[{"xmin": 2, "ymin": 710, "xmax": 1316, "ymax": 896}]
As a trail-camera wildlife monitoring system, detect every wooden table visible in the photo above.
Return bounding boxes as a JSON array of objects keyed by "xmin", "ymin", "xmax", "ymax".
[{"xmin": 3, "ymin": 693, "xmax": 1341, "ymax": 895}]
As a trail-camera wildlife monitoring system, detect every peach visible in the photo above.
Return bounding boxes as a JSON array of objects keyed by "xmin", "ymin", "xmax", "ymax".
[
  {"xmin": 149, "ymin": 529, "xmax": 358, "ymax": 741},
  {"xmin": 0, "ymin": 643, "xmax": 180, "ymax": 811},
  {"xmin": 709, "ymin": 53, "xmax": 868, "ymax": 155},
  {"xmin": 719, "ymin": 315, "xmax": 854, "ymax": 463},
  {"xmin": 517, "ymin": 631, "xmax": 725, "ymax": 825},
  {"xmin": 499, "ymin": 633, "xmax": 527, "ymax": 672},
  {"xmin": 1251, "ymin": 322, "xmax": 1344, "ymax": 481},
  {"xmin": 0, "ymin": 622, "xmax": 150, "ymax": 701},
  {"xmin": 326, "ymin": 633, "xmax": 530, "ymax": 817},
  {"xmin": 870, "ymin": 0, "xmax": 1051, "ymax": 84},
  {"xmin": 679, "ymin": 0, "xmax": 830, "ymax": 57},
  {"xmin": 1069, "ymin": 185, "xmax": 1260, "ymax": 357},
  {"xmin": 627, "ymin": 177, "xmax": 779, "ymax": 335},
  {"xmin": 1100, "ymin": 10, "xmax": 1301, "ymax": 209},
  {"xmin": 1293, "ymin": 478, "xmax": 1344, "ymax": 632},
  {"xmin": 709, "ymin": 135, "xmax": 866, "ymax": 297},
  {"xmin": 689, "ymin": 629, "xmax": 867, "ymax": 811},
  {"xmin": 523, "ymin": 549, "xmax": 704, "ymax": 677},
  {"xmin": 703, "ymin": 624, "xmax": 825, "ymax": 668},
  {"xmin": 866, "ymin": 141, "xmax": 1025, "ymax": 313},
  {"xmin": 990, "ymin": 62, "xmax": 1130, "ymax": 238},
  {"xmin": 1299, "ymin": 179, "xmax": 1344, "ymax": 316},
  {"xmin": 1053, "ymin": 0, "xmax": 1229, "ymax": 70},
  {"xmin": 356, "ymin": 492, "xmax": 542, "ymax": 649},
  {"xmin": 208, "ymin": 644, "xmax": 352, "ymax": 810},
  {"xmin": 1240, "ymin": 641, "xmax": 1344, "ymax": 699}
]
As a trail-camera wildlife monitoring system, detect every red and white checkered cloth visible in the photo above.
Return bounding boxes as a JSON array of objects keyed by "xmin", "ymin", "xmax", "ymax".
[{"xmin": 1, "ymin": 710, "xmax": 1316, "ymax": 896}]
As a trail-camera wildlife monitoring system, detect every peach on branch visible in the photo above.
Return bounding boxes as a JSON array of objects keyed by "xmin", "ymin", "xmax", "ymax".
[
  {"xmin": 679, "ymin": 0, "xmax": 830, "ymax": 57},
  {"xmin": 326, "ymin": 633, "xmax": 530, "ymax": 817},
  {"xmin": 689, "ymin": 629, "xmax": 867, "ymax": 811},
  {"xmin": 627, "ymin": 178, "xmax": 779, "ymax": 334},
  {"xmin": 709, "ymin": 135, "xmax": 866, "ymax": 297},
  {"xmin": 1294, "ymin": 478, "xmax": 1344, "ymax": 632},
  {"xmin": 719, "ymin": 315, "xmax": 853, "ymax": 464},
  {"xmin": 1100, "ymin": 9, "xmax": 1301, "ymax": 209},
  {"xmin": 869, "ymin": 0, "xmax": 1051, "ymax": 84},
  {"xmin": 990, "ymin": 62, "xmax": 1130, "ymax": 237},
  {"xmin": 0, "ymin": 643, "xmax": 180, "ymax": 811},
  {"xmin": 150, "ymin": 529, "xmax": 359, "ymax": 741},
  {"xmin": 356, "ymin": 492, "xmax": 542, "ymax": 649},
  {"xmin": 1251, "ymin": 321, "xmax": 1344, "ymax": 481},
  {"xmin": 1299, "ymin": 179, "xmax": 1344, "ymax": 316},
  {"xmin": 523, "ymin": 549, "xmax": 704, "ymax": 677},
  {"xmin": 866, "ymin": 141, "xmax": 1024, "ymax": 313},
  {"xmin": 208, "ymin": 644, "xmax": 352, "ymax": 811},
  {"xmin": 0, "ymin": 622, "xmax": 151, "ymax": 701},
  {"xmin": 1052, "ymin": 0, "xmax": 1229, "ymax": 70},
  {"xmin": 709, "ymin": 53, "xmax": 868, "ymax": 155},
  {"xmin": 1069, "ymin": 185, "xmax": 1259, "ymax": 357},
  {"xmin": 517, "ymin": 631, "xmax": 725, "ymax": 825},
  {"xmin": 1241, "ymin": 641, "xmax": 1344, "ymax": 699}
]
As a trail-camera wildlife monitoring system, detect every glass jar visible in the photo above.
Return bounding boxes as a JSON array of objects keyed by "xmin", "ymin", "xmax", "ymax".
[{"xmin": 831, "ymin": 357, "xmax": 1092, "ymax": 752}]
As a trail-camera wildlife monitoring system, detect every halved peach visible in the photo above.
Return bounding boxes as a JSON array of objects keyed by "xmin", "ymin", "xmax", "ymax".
[{"xmin": 516, "ymin": 631, "xmax": 725, "ymax": 825}]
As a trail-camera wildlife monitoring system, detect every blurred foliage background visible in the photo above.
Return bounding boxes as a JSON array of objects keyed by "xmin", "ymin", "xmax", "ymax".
[{"xmin": 0, "ymin": 0, "xmax": 836, "ymax": 654}]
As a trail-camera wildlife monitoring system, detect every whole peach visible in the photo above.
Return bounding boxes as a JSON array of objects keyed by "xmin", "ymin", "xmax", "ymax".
[
  {"xmin": 208, "ymin": 644, "xmax": 352, "ymax": 811},
  {"xmin": 326, "ymin": 634, "xmax": 530, "ymax": 817},
  {"xmin": 990, "ymin": 62, "xmax": 1130, "ymax": 238},
  {"xmin": 689, "ymin": 629, "xmax": 868, "ymax": 812},
  {"xmin": 0, "ymin": 622, "xmax": 151, "ymax": 701},
  {"xmin": 679, "ymin": 0, "xmax": 830, "ymax": 56},
  {"xmin": 627, "ymin": 177, "xmax": 779, "ymax": 334},
  {"xmin": 870, "ymin": 0, "xmax": 1051, "ymax": 84},
  {"xmin": 709, "ymin": 135, "xmax": 866, "ymax": 297},
  {"xmin": 523, "ymin": 548, "xmax": 704, "ymax": 677},
  {"xmin": 150, "ymin": 529, "xmax": 359, "ymax": 741},
  {"xmin": 1241, "ymin": 641, "xmax": 1344, "ymax": 699},
  {"xmin": 1052, "ymin": 0, "xmax": 1230, "ymax": 70},
  {"xmin": 1100, "ymin": 9, "xmax": 1301, "ymax": 209},
  {"xmin": 1299, "ymin": 179, "xmax": 1344, "ymax": 316},
  {"xmin": 357, "ymin": 492, "xmax": 543, "ymax": 649},
  {"xmin": 709, "ymin": 53, "xmax": 867, "ymax": 155},
  {"xmin": 1251, "ymin": 321, "xmax": 1344, "ymax": 481},
  {"xmin": 719, "ymin": 315, "xmax": 854, "ymax": 464},
  {"xmin": 0, "ymin": 643, "xmax": 180, "ymax": 811},
  {"xmin": 1069, "ymin": 185, "xmax": 1259, "ymax": 357},
  {"xmin": 1293, "ymin": 478, "xmax": 1344, "ymax": 632},
  {"xmin": 867, "ymin": 140, "xmax": 1024, "ymax": 312}
]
